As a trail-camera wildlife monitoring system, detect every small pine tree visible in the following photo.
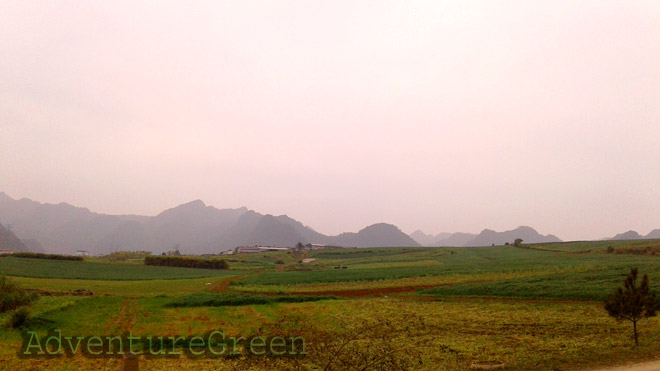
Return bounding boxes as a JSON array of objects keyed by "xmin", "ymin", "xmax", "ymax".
[{"xmin": 604, "ymin": 268, "xmax": 660, "ymax": 345}]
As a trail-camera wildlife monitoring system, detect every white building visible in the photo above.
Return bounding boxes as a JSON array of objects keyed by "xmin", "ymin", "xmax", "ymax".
[{"xmin": 234, "ymin": 246, "xmax": 290, "ymax": 254}]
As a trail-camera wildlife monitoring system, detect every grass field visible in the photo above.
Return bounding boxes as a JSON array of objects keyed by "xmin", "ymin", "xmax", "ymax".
[
  {"xmin": 0, "ymin": 257, "xmax": 240, "ymax": 280},
  {"xmin": 1, "ymin": 240, "xmax": 660, "ymax": 370}
]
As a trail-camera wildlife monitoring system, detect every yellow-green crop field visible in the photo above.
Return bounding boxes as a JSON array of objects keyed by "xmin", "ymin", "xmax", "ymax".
[{"xmin": 1, "ymin": 240, "xmax": 660, "ymax": 370}]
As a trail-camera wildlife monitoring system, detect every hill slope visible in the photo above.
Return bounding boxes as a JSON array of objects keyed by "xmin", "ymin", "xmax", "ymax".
[
  {"xmin": 331, "ymin": 223, "xmax": 421, "ymax": 248},
  {"xmin": 0, "ymin": 223, "xmax": 29, "ymax": 252},
  {"xmin": 465, "ymin": 226, "xmax": 561, "ymax": 246}
]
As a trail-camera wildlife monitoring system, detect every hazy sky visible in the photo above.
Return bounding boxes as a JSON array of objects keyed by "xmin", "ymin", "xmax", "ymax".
[{"xmin": 1, "ymin": 1, "xmax": 659, "ymax": 241}]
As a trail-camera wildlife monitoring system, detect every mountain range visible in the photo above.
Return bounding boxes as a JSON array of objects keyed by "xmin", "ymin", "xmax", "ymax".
[
  {"xmin": 0, "ymin": 192, "xmax": 419, "ymax": 254},
  {"xmin": 0, "ymin": 223, "xmax": 29, "ymax": 253},
  {"xmin": 1, "ymin": 192, "xmax": 657, "ymax": 255},
  {"xmin": 606, "ymin": 229, "xmax": 660, "ymax": 241},
  {"xmin": 410, "ymin": 226, "xmax": 561, "ymax": 247}
]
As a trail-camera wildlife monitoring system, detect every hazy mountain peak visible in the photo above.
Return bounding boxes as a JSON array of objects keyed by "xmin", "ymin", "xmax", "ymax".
[
  {"xmin": 330, "ymin": 223, "xmax": 420, "ymax": 247},
  {"xmin": 646, "ymin": 229, "xmax": 660, "ymax": 239},
  {"xmin": 359, "ymin": 222, "xmax": 400, "ymax": 233},
  {"xmin": 466, "ymin": 226, "xmax": 561, "ymax": 246},
  {"xmin": 0, "ymin": 223, "xmax": 29, "ymax": 252},
  {"xmin": 181, "ymin": 199, "xmax": 206, "ymax": 208},
  {"xmin": 609, "ymin": 230, "xmax": 643, "ymax": 240}
]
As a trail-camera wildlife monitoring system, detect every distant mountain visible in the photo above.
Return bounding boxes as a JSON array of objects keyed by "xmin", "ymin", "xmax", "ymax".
[
  {"xmin": 331, "ymin": 223, "xmax": 420, "ymax": 248},
  {"xmin": 21, "ymin": 238, "xmax": 46, "ymax": 253},
  {"xmin": 410, "ymin": 230, "xmax": 451, "ymax": 246},
  {"xmin": 0, "ymin": 192, "xmax": 419, "ymax": 254},
  {"xmin": 0, "ymin": 223, "xmax": 29, "ymax": 252},
  {"xmin": 465, "ymin": 226, "xmax": 561, "ymax": 247},
  {"xmin": 646, "ymin": 229, "xmax": 660, "ymax": 239},
  {"xmin": 605, "ymin": 229, "xmax": 660, "ymax": 241},
  {"xmin": 435, "ymin": 232, "xmax": 478, "ymax": 247},
  {"xmin": 608, "ymin": 230, "xmax": 644, "ymax": 241}
]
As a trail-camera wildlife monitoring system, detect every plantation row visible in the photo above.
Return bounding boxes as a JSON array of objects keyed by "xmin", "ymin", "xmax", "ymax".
[
  {"xmin": 144, "ymin": 255, "xmax": 230, "ymax": 269},
  {"xmin": 2, "ymin": 252, "xmax": 83, "ymax": 261}
]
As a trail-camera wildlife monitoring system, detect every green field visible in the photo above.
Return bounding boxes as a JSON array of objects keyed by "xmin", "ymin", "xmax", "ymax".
[
  {"xmin": 0, "ymin": 256, "xmax": 240, "ymax": 280},
  {"xmin": 234, "ymin": 244, "xmax": 660, "ymax": 289},
  {"xmin": 2, "ymin": 240, "xmax": 660, "ymax": 370}
]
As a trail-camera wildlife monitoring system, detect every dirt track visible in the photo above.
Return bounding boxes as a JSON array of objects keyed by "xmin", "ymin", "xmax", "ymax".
[{"xmin": 587, "ymin": 360, "xmax": 660, "ymax": 371}]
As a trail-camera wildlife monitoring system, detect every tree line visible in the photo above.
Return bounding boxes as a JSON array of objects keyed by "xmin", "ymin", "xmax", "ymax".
[
  {"xmin": 5, "ymin": 252, "xmax": 83, "ymax": 261},
  {"xmin": 144, "ymin": 255, "xmax": 230, "ymax": 270}
]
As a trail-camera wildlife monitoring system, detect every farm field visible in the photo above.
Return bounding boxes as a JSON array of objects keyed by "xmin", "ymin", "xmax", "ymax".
[
  {"xmin": 0, "ymin": 257, "xmax": 240, "ymax": 280},
  {"xmin": 1, "ymin": 240, "xmax": 660, "ymax": 370}
]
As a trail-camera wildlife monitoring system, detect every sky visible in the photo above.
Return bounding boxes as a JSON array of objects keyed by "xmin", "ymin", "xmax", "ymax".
[{"xmin": 1, "ymin": 1, "xmax": 659, "ymax": 241}]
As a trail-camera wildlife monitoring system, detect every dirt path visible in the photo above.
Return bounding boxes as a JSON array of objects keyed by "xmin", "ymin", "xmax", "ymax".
[
  {"xmin": 277, "ymin": 250, "xmax": 307, "ymax": 272},
  {"xmin": 209, "ymin": 275, "xmax": 246, "ymax": 293},
  {"xmin": 108, "ymin": 298, "xmax": 138, "ymax": 333},
  {"xmin": 586, "ymin": 360, "xmax": 660, "ymax": 371}
]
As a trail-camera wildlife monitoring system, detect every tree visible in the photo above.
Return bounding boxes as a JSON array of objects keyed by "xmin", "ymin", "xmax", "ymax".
[
  {"xmin": 0, "ymin": 275, "xmax": 37, "ymax": 313},
  {"xmin": 296, "ymin": 242, "xmax": 305, "ymax": 250},
  {"xmin": 514, "ymin": 238, "xmax": 523, "ymax": 247},
  {"xmin": 604, "ymin": 268, "xmax": 660, "ymax": 345}
]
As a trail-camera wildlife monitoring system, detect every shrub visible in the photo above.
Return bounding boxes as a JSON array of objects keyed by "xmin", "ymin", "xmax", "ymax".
[
  {"xmin": 6, "ymin": 252, "xmax": 82, "ymax": 261},
  {"xmin": 166, "ymin": 293, "xmax": 272, "ymax": 307},
  {"xmin": 0, "ymin": 276, "xmax": 38, "ymax": 313},
  {"xmin": 605, "ymin": 268, "xmax": 660, "ymax": 345},
  {"xmin": 103, "ymin": 251, "xmax": 152, "ymax": 262},
  {"xmin": 144, "ymin": 256, "xmax": 229, "ymax": 269},
  {"xmin": 8, "ymin": 307, "xmax": 30, "ymax": 328},
  {"xmin": 165, "ymin": 293, "xmax": 337, "ymax": 308},
  {"xmin": 276, "ymin": 259, "xmax": 285, "ymax": 264}
]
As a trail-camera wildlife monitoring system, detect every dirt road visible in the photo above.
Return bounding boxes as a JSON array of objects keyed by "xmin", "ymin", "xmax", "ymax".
[{"xmin": 589, "ymin": 360, "xmax": 660, "ymax": 371}]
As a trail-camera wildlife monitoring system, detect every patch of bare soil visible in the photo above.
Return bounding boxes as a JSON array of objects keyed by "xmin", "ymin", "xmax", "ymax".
[{"xmin": 209, "ymin": 275, "xmax": 246, "ymax": 293}]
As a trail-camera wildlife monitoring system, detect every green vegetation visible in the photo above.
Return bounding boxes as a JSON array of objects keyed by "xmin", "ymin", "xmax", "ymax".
[
  {"xmin": 98, "ymin": 250, "xmax": 152, "ymax": 263},
  {"xmin": 3, "ymin": 252, "xmax": 82, "ymax": 261},
  {"xmin": 235, "ymin": 243, "xmax": 660, "ymax": 287},
  {"xmin": 7, "ymin": 307, "xmax": 29, "ymax": 328},
  {"xmin": 2, "ymin": 239, "xmax": 660, "ymax": 370},
  {"xmin": 145, "ymin": 255, "xmax": 230, "ymax": 269},
  {"xmin": 0, "ymin": 275, "xmax": 37, "ymax": 313},
  {"xmin": 165, "ymin": 292, "xmax": 337, "ymax": 308},
  {"xmin": 605, "ymin": 268, "xmax": 660, "ymax": 345},
  {"xmin": 419, "ymin": 265, "xmax": 660, "ymax": 301},
  {"xmin": 0, "ymin": 257, "xmax": 239, "ymax": 280}
]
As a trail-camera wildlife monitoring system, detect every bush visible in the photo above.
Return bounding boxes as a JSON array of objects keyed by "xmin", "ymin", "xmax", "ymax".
[
  {"xmin": 165, "ymin": 293, "xmax": 337, "ymax": 308},
  {"xmin": 276, "ymin": 259, "xmax": 285, "ymax": 264},
  {"xmin": 7, "ymin": 307, "xmax": 30, "ymax": 328},
  {"xmin": 144, "ymin": 256, "xmax": 229, "ymax": 270},
  {"xmin": 166, "ymin": 293, "xmax": 272, "ymax": 307},
  {"xmin": 6, "ymin": 252, "xmax": 82, "ymax": 261},
  {"xmin": 102, "ymin": 251, "xmax": 152, "ymax": 262},
  {"xmin": 0, "ymin": 276, "xmax": 37, "ymax": 313}
]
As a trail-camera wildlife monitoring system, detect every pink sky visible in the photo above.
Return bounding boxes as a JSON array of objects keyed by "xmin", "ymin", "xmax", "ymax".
[{"xmin": 1, "ymin": 1, "xmax": 659, "ymax": 240}]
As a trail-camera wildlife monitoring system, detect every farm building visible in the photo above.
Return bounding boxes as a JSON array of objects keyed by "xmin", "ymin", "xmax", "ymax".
[
  {"xmin": 234, "ymin": 246, "xmax": 290, "ymax": 254},
  {"xmin": 75, "ymin": 250, "xmax": 89, "ymax": 256},
  {"xmin": 0, "ymin": 249, "xmax": 13, "ymax": 255},
  {"xmin": 304, "ymin": 243, "xmax": 348, "ymax": 250}
]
